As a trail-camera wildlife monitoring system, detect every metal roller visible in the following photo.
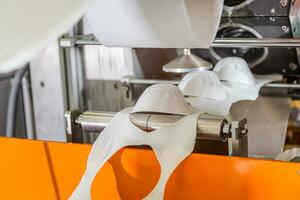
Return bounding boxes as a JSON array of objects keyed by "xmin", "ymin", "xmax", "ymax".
[
  {"xmin": 73, "ymin": 111, "xmax": 246, "ymax": 141},
  {"xmin": 65, "ymin": 110, "xmax": 248, "ymax": 157},
  {"xmin": 130, "ymin": 113, "xmax": 226, "ymax": 140}
]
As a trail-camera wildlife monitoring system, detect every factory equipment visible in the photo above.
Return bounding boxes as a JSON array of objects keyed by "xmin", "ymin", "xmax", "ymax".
[
  {"xmin": 54, "ymin": 1, "xmax": 300, "ymax": 159},
  {"xmin": 1, "ymin": 0, "xmax": 300, "ymax": 199}
]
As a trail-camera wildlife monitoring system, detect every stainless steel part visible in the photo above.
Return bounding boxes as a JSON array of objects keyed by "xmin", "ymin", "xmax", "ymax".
[
  {"xmin": 162, "ymin": 49, "xmax": 212, "ymax": 73},
  {"xmin": 60, "ymin": 35, "xmax": 300, "ymax": 48},
  {"xmin": 209, "ymin": 22, "xmax": 269, "ymax": 68},
  {"xmin": 130, "ymin": 113, "xmax": 225, "ymax": 140},
  {"xmin": 229, "ymin": 97, "xmax": 290, "ymax": 158},
  {"xmin": 65, "ymin": 110, "xmax": 248, "ymax": 157},
  {"xmin": 120, "ymin": 76, "xmax": 300, "ymax": 89},
  {"xmin": 30, "ymin": 41, "xmax": 67, "ymax": 142}
]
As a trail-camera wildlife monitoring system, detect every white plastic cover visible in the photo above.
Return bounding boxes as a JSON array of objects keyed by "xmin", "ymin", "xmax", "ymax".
[
  {"xmin": 85, "ymin": 0, "xmax": 224, "ymax": 48},
  {"xmin": 0, "ymin": 0, "xmax": 91, "ymax": 74}
]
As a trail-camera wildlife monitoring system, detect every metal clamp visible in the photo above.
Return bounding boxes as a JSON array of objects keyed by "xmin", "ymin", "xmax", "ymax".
[{"xmin": 65, "ymin": 111, "xmax": 248, "ymax": 157}]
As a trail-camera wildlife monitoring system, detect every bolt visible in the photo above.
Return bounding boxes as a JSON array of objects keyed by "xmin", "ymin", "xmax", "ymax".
[
  {"xmin": 282, "ymin": 25, "xmax": 290, "ymax": 32},
  {"xmin": 271, "ymin": 8, "xmax": 276, "ymax": 14},
  {"xmin": 280, "ymin": 0, "xmax": 289, "ymax": 7},
  {"xmin": 289, "ymin": 63, "xmax": 298, "ymax": 71},
  {"xmin": 240, "ymin": 128, "xmax": 248, "ymax": 136}
]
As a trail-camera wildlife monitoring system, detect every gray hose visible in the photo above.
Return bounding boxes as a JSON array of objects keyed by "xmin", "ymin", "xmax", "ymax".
[{"xmin": 5, "ymin": 66, "xmax": 28, "ymax": 137}]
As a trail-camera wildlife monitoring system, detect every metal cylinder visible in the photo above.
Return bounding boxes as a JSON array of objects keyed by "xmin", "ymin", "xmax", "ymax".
[
  {"xmin": 76, "ymin": 111, "xmax": 115, "ymax": 132},
  {"xmin": 60, "ymin": 36, "xmax": 300, "ymax": 48},
  {"xmin": 77, "ymin": 111, "xmax": 227, "ymax": 140},
  {"xmin": 121, "ymin": 77, "xmax": 300, "ymax": 90}
]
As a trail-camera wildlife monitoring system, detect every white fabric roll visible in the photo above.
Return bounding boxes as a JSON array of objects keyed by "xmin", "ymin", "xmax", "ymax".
[
  {"xmin": 0, "ymin": 0, "xmax": 91, "ymax": 74},
  {"xmin": 85, "ymin": 0, "xmax": 224, "ymax": 48},
  {"xmin": 69, "ymin": 108, "xmax": 200, "ymax": 200}
]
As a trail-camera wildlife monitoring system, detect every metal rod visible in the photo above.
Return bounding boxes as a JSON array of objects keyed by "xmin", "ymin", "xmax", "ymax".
[
  {"xmin": 76, "ymin": 111, "xmax": 240, "ymax": 141},
  {"xmin": 212, "ymin": 38, "xmax": 300, "ymax": 48},
  {"xmin": 60, "ymin": 36, "xmax": 300, "ymax": 48},
  {"xmin": 121, "ymin": 77, "xmax": 300, "ymax": 89}
]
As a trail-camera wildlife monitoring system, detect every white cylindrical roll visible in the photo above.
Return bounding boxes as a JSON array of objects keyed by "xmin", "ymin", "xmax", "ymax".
[{"xmin": 85, "ymin": 0, "xmax": 224, "ymax": 48}]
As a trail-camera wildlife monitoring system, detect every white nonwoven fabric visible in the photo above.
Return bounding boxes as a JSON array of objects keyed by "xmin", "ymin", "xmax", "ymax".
[
  {"xmin": 214, "ymin": 57, "xmax": 256, "ymax": 85},
  {"xmin": 85, "ymin": 0, "xmax": 224, "ymax": 48},
  {"xmin": 0, "ymin": 0, "xmax": 91, "ymax": 74},
  {"xmin": 185, "ymin": 74, "xmax": 280, "ymax": 116},
  {"xmin": 275, "ymin": 148, "xmax": 300, "ymax": 162},
  {"xmin": 214, "ymin": 57, "xmax": 282, "ymax": 102},
  {"xmin": 179, "ymin": 70, "xmax": 228, "ymax": 100},
  {"xmin": 179, "ymin": 58, "xmax": 282, "ymax": 116},
  {"xmin": 133, "ymin": 84, "xmax": 194, "ymax": 115},
  {"xmin": 179, "ymin": 70, "xmax": 231, "ymax": 116},
  {"xmin": 70, "ymin": 84, "xmax": 200, "ymax": 199},
  {"xmin": 69, "ymin": 108, "xmax": 200, "ymax": 200}
]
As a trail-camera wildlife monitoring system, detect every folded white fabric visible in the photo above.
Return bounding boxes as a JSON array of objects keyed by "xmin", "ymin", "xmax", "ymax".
[
  {"xmin": 0, "ymin": 0, "xmax": 91, "ymax": 74},
  {"xmin": 69, "ymin": 84, "xmax": 200, "ymax": 200},
  {"xmin": 179, "ymin": 70, "xmax": 228, "ymax": 100},
  {"xmin": 179, "ymin": 57, "xmax": 282, "ymax": 116},
  {"xmin": 275, "ymin": 148, "xmax": 300, "ymax": 162},
  {"xmin": 179, "ymin": 71, "xmax": 231, "ymax": 116},
  {"xmin": 214, "ymin": 57, "xmax": 282, "ymax": 101}
]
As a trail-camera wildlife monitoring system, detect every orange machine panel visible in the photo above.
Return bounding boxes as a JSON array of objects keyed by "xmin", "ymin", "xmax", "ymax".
[
  {"xmin": 0, "ymin": 138, "xmax": 57, "ymax": 199},
  {"xmin": 1, "ymin": 137, "xmax": 300, "ymax": 200}
]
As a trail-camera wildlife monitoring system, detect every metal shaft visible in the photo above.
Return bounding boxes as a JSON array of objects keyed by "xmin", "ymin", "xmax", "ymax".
[
  {"xmin": 60, "ymin": 36, "xmax": 300, "ymax": 48},
  {"xmin": 76, "ymin": 111, "xmax": 234, "ymax": 141},
  {"xmin": 121, "ymin": 77, "xmax": 300, "ymax": 89}
]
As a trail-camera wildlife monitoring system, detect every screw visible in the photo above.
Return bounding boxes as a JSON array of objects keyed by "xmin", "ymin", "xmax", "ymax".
[
  {"xmin": 271, "ymin": 8, "xmax": 276, "ymax": 14},
  {"xmin": 282, "ymin": 25, "xmax": 290, "ymax": 32},
  {"xmin": 280, "ymin": 0, "xmax": 289, "ymax": 7},
  {"xmin": 240, "ymin": 128, "xmax": 248, "ymax": 136},
  {"xmin": 289, "ymin": 63, "xmax": 298, "ymax": 71}
]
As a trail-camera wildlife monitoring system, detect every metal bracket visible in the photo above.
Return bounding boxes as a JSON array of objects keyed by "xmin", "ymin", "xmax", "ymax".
[
  {"xmin": 60, "ymin": 34, "xmax": 100, "ymax": 48},
  {"xmin": 60, "ymin": 34, "xmax": 300, "ymax": 48},
  {"xmin": 228, "ymin": 119, "xmax": 248, "ymax": 157},
  {"xmin": 65, "ymin": 110, "xmax": 83, "ymax": 142}
]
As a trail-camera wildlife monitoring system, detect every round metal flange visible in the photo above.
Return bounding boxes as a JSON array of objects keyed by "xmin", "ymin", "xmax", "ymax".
[{"xmin": 163, "ymin": 49, "xmax": 212, "ymax": 73}]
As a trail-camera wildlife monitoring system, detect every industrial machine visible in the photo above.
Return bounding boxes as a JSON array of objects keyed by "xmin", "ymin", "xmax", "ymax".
[
  {"xmin": 0, "ymin": 0, "xmax": 298, "ymax": 159},
  {"xmin": 1, "ymin": 0, "xmax": 300, "ymax": 199},
  {"xmin": 55, "ymin": 0, "xmax": 300, "ymax": 160}
]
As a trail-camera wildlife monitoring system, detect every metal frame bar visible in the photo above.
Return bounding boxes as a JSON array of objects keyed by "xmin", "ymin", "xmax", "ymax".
[
  {"xmin": 60, "ymin": 35, "xmax": 300, "ymax": 48},
  {"xmin": 120, "ymin": 77, "xmax": 300, "ymax": 89}
]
